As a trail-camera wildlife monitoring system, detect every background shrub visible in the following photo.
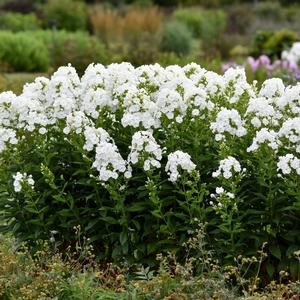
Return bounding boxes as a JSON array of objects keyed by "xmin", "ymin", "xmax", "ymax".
[
  {"xmin": 253, "ymin": 1, "xmax": 284, "ymax": 20},
  {"xmin": 226, "ymin": 4, "xmax": 254, "ymax": 34},
  {"xmin": 0, "ymin": 31, "xmax": 49, "ymax": 72},
  {"xmin": 173, "ymin": 8, "xmax": 227, "ymax": 54},
  {"xmin": 90, "ymin": 6, "xmax": 162, "ymax": 44},
  {"xmin": 0, "ymin": 30, "xmax": 107, "ymax": 74},
  {"xmin": 89, "ymin": 6, "xmax": 162, "ymax": 66},
  {"xmin": 161, "ymin": 21, "xmax": 193, "ymax": 55},
  {"xmin": 252, "ymin": 29, "xmax": 298, "ymax": 59},
  {"xmin": 173, "ymin": 8, "xmax": 202, "ymax": 38},
  {"xmin": 32, "ymin": 30, "xmax": 108, "ymax": 74},
  {"xmin": 43, "ymin": 0, "xmax": 88, "ymax": 31},
  {"xmin": 0, "ymin": 0, "xmax": 40, "ymax": 13},
  {"xmin": 0, "ymin": 12, "xmax": 41, "ymax": 32}
]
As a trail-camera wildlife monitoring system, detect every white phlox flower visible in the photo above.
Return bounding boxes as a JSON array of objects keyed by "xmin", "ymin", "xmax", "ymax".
[
  {"xmin": 247, "ymin": 128, "xmax": 279, "ymax": 152},
  {"xmin": 64, "ymin": 111, "xmax": 91, "ymax": 134},
  {"xmin": 282, "ymin": 42, "xmax": 300, "ymax": 65},
  {"xmin": 246, "ymin": 97, "xmax": 280, "ymax": 128},
  {"xmin": 92, "ymin": 141, "xmax": 127, "ymax": 182},
  {"xmin": 121, "ymin": 87, "xmax": 160, "ymax": 129},
  {"xmin": 212, "ymin": 156, "xmax": 242, "ymax": 179},
  {"xmin": 0, "ymin": 128, "xmax": 18, "ymax": 152},
  {"xmin": 165, "ymin": 150, "xmax": 196, "ymax": 182},
  {"xmin": 13, "ymin": 172, "xmax": 34, "ymax": 193},
  {"xmin": 83, "ymin": 126, "xmax": 110, "ymax": 152},
  {"xmin": 210, "ymin": 108, "xmax": 247, "ymax": 141},
  {"xmin": 278, "ymin": 117, "xmax": 300, "ymax": 153},
  {"xmin": 224, "ymin": 68, "xmax": 255, "ymax": 104},
  {"xmin": 128, "ymin": 131, "xmax": 162, "ymax": 171},
  {"xmin": 259, "ymin": 78, "xmax": 285, "ymax": 99},
  {"xmin": 277, "ymin": 154, "xmax": 300, "ymax": 175},
  {"xmin": 209, "ymin": 187, "xmax": 235, "ymax": 208}
]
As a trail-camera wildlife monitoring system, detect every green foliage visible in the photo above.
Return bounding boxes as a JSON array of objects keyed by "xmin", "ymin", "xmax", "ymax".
[
  {"xmin": 173, "ymin": 8, "xmax": 202, "ymax": 37},
  {"xmin": 0, "ymin": 30, "xmax": 107, "ymax": 73},
  {"xmin": 226, "ymin": 4, "xmax": 254, "ymax": 34},
  {"xmin": 173, "ymin": 8, "xmax": 227, "ymax": 54},
  {"xmin": 253, "ymin": 1, "xmax": 284, "ymax": 20},
  {"xmin": 43, "ymin": 0, "xmax": 88, "ymax": 31},
  {"xmin": 1, "ymin": 232, "xmax": 300, "ymax": 299},
  {"xmin": 0, "ymin": 0, "xmax": 40, "ymax": 13},
  {"xmin": 252, "ymin": 29, "xmax": 298, "ymax": 59},
  {"xmin": 161, "ymin": 21, "xmax": 193, "ymax": 55},
  {"xmin": 0, "ymin": 12, "xmax": 41, "ymax": 32},
  {"xmin": 32, "ymin": 30, "xmax": 108, "ymax": 74},
  {"xmin": 0, "ymin": 72, "xmax": 46, "ymax": 94},
  {"xmin": 0, "ymin": 31, "xmax": 49, "ymax": 72}
]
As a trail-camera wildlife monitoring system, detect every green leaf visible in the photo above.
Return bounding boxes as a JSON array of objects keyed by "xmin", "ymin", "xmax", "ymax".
[
  {"xmin": 269, "ymin": 244, "xmax": 281, "ymax": 260},
  {"xmin": 290, "ymin": 260, "xmax": 299, "ymax": 277},
  {"xmin": 58, "ymin": 209, "xmax": 73, "ymax": 217},
  {"xmin": 266, "ymin": 262, "xmax": 275, "ymax": 278},
  {"xmin": 120, "ymin": 230, "xmax": 128, "ymax": 246}
]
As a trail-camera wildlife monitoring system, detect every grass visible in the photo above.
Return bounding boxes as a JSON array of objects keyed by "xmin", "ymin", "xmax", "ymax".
[
  {"xmin": 0, "ymin": 72, "xmax": 48, "ymax": 94},
  {"xmin": 1, "ymin": 228, "xmax": 300, "ymax": 299}
]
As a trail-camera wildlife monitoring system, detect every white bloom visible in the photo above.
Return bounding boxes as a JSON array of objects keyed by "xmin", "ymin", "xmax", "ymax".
[
  {"xmin": 278, "ymin": 117, "xmax": 300, "ymax": 152},
  {"xmin": 282, "ymin": 42, "xmax": 300, "ymax": 65},
  {"xmin": 277, "ymin": 154, "xmax": 300, "ymax": 175},
  {"xmin": 92, "ymin": 141, "xmax": 127, "ymax": 182},
  {"xmin": 259, "ymin": 78, "xmax": 285, "ymax": 98},
  {"xmin": 212, "ymin": 156, "xmax": 242, "ymax": 179},
  {"xmin": 165, "ymin": 150, "xmax": 196, "ymax": 182},
  {"xmin": 247, "ymin": 128, "xmax": 279, "ymax": 152},
  {"xmin": 128, "ymin": 131, "xmax": 162, "ymax": 171},
  {"xmin": 210, "ymin": 108, "xmax": 247, "ymax": 141},
  {"xmin": 13, "ymin": 172, "xmax": 34, "ymax": 193}
]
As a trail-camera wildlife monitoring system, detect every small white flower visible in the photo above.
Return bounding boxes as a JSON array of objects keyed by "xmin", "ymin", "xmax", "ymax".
[{"xmin": 165, "ymin": 150, "xmax": 196, "ymax": 182}]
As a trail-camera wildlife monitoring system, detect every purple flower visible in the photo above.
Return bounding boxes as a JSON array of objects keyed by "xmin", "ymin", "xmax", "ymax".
[
  {"xmin": 247, "ymin": 57, "xmax": 260, "ymax": 72},
  {"xmin": 259, "ymin": 55, "xmax": 271, "ymax": 66}
]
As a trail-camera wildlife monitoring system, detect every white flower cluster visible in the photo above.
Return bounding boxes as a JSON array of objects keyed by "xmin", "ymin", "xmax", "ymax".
[
  {"xmin": 210, "ymin": 108, "xmax": 247, "ymax": 141},
  {"xmin": 278, "ymin": 118, "xmax": 300, "ymax": 153},
  {"xmin": 246, "ymin": 97, "xmax": 279, "ymax": 128},
  {"xmin": 212, "ymin": 156, "xmax": 242, "ymax": 179},
  {"xmin": 128, "ymin": 131, "xmax": 162, "ymax": 171},
  {"xmin": 209, "ymin": 187, "xmax": 235, "ymax": 209},
  {"xmin": 210, "ymin": 187, "xmax": 235, "ymax": 200},
  {"xmin": 165, "ymin": 150, "xmax": 196, "ymax": 182},
  {"xmin": 277, "ymin": 154, "xmax": 300, "ymax": 175},
  {"xmin": 13, "ymin": 172, "xmax": 34, "ymax": 193},
  {"xmin": 247, "ymin": 128, "xmax": 279, "ymax": 152},
  {"xmin": 3, "ymin": 63, "xmax": 300, "ymax": 182},
  {"xmin": 259, "ymin": 78, "xmax": 285, "ymax": 99},
  {"xmin": 282, "ymin": 42, "xmax": 300, "ymax": 65},
  {"xmin": 92, "ymin": 141, "xmax": 128, "ymax": 181}
]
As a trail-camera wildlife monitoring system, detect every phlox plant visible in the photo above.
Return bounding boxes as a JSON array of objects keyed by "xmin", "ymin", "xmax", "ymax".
[{"xmin": 0, "ymin": 63, "xmax": 300, "ymax": 279}]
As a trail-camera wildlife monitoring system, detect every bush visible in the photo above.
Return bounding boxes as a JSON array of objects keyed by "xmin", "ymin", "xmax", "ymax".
[
  {"xmin": 0, "ymin": 31, "xmax": 49, "ymax": 72},
  {"xmin": 218, "ymin": 33, "xmax": 250, "ymax": 59},
  {"xmin": 173, "ymin": 8, "xmax": 227, "ymax": 53},
  {"xmin": 43, "ymin": 0, "xmax": 88, "ymax": 31},
  {"xmin": 253, "ymin": 1, "xmax": 284, "ymax": 20},
  {"xmin": 89, "ymin": 6, "xmax": 162, "ymax": 65},
  {"xmin": 29, "ymin": 30, "xmax": 108, "ymax": 74},
  {"xmin": 252, "ymin": 29, "xmax": 298, "ymax": 59},
  {"xmin": 161, "ymin": 21, "xmax": 193, "ymax": 55},
  {"xmin": 226, "ymin": 4, "xmax": 254, "ymax": 34},
  {"xmin": 0, "ymin": 30, "xmax": 107, "ymax": 74},
  {"xmin": 1, "ymin": 64, "xmax": 300, "ymax": 279},
  {"xmin": 173, "ymin": 8, "xmax": 202, "ymax": 37},
  {"xmin": 0, "ymin": 0, "xmax": 40, "ymax": 13},
  {"xmin": 0, "ymin": 12, "xmax": 41, "ymax": 32},
  {"xmin": 174, "ymin": 8, "xmax": 227, "ymax": 39},
  {"xmin": 0, "ymin": 73, "xmax": 46, "ymax": 95}
]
